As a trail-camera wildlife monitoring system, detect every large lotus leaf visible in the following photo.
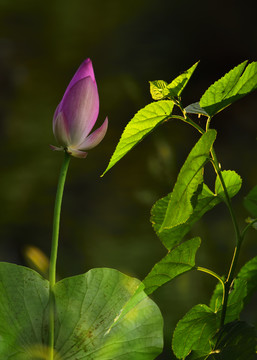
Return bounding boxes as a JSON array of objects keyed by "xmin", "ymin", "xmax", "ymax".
[
  {"xmin": 0, "ymin": 263, "xmax": 163, "ymax": 359},
  {"xmin": 0, "ymin": 262, "xmax": 49, "ymax": 359}
]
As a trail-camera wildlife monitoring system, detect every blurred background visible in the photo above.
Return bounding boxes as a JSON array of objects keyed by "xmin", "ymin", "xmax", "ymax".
[{"xmin": 0, "ymin": 0, "xmax": 257, "ymax": 358}]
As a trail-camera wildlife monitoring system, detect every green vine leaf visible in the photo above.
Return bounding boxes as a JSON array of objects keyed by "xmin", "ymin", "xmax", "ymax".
[
  {"xmin": 166, "ymin": 61, "xmax": 199, "ymax": 99},
  {"xmin": 102, "ymin": 100, "xmax": 174, "ymax": 175},
  {"xmin": 151, "ymin": 183, "xmax": 221, "ymax": 250},
  {"xmin": 151, "ymin": 130, "xmax": 216, "ymax": 250},
  {"xmin": 209, "ymin": 279, "xmax": 246, "ymax": 324},
  {"xmin": 209, "ymin": 281, "xmax": 224, "ymax": 313},
  {"xmin": 200, "ymin": 61, "xmax": 257, "ymax": 117},
  {"xmin": 143, "ymin": 237, "xmax": 201, "ymax": 295},
  {"xmin": 0, "ymin": 263, "xmax": 163, "ymax": 360},
  {"xmin": 236, "ymin": 255, "xmax": 257, "ymax": 306},
  {"xmin": 210, "ymin": 255, "xmax": 257, "ymax": 322},
  {"xmin": 215, "ymin": 170, "xmax": 242, "ymax": 200},
  {"xmin": 149, "ymin": 80, "xmax": 169, "ymax": 100},
  {"xmin": 211, "ymin": 321, "xmax": 256, "ymax": 360},
  {"xmin": 149, "ymin": 62, "xmax": 199, "ymax": 101},
  {"xmin": 172, "ymin": 304, "xmax": 219, "ymax": 359}
]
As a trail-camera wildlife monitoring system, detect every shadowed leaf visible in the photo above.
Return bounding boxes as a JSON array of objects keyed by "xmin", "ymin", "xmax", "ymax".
[
  {"xmin": 143, "ymin": 237, "xmax": 201, "ymax": 295},
  {"xmin": 244, "ymin": 184, "xmax": 257, "ymax": 217},
  {"xmin": 172, "ymin": 304, "xmax": 219, "ymax": 359}
]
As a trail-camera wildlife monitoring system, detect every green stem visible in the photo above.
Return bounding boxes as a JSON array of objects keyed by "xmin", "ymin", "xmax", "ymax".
[
  {"xmin": 175, "ymin": 104, "xmax": 243, "ymax": 328},
  {"xmin": 48, "ymin": 151, "xmax": 71, "ymax": 359},
  {"xmin": 210, "ymin": 149, "xmax": 241, "ymax": 245},
  {"xmin": 210, "ymin": 148, "xmax": 242, "ymax": 328},
  {"xmin": 196, "ymin": 266, "xmax": 225, "ymax": 303},
  {"xmin": 170, "ymin": 115, "xmax": 204, "ymax": 134}
]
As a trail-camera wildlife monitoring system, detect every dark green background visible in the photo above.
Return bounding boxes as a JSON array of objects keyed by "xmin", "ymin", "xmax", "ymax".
[{"xmin": 0, "ymin": 1, "xmax": 257, "ymax": 358}]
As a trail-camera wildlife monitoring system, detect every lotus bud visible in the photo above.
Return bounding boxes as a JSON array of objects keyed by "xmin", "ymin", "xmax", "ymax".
[{"xmin": 52, "ymin": 58, "xmax": 108, "ymax": 158}]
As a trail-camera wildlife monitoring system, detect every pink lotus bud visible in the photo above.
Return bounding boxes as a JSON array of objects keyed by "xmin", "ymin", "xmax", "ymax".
[{"xmin": 52, "ymin": 58, "xmax": 108, "ymax": 158}]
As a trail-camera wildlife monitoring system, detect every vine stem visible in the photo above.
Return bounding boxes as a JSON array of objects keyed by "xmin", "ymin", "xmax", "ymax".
[
  {"xmin": 48, "ymin": 151, "xmax": 71, "ymax": 360},
  {"xmin": 170, "ymin": 115, "xmax": 204, "ymax": 135},
  {"xmin": 174, "ymin": 103, "xmax": 243, "ymax": 329},
  {"xmin": 196, "ymin": 266, "xmax": 225, "ymax": 304},
  {"xmin": 210, "ymin": 147, "xmax": 242, "ymax": 327}
]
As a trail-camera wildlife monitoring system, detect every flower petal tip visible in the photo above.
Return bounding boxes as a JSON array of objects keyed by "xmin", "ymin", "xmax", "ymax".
[
  {"xmin": 50, "ymin": 144, "xmax": 63, "ymax": 152},
  {"xmin": 78, "ymin": 116, "xmax": 108, "ymax": 151}
]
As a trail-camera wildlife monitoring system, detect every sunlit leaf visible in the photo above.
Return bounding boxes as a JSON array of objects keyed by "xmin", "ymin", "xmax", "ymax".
[
  {"xmin": 151, "ymin": 130, "xmax": 216, "ymax": 250},
  {"xmin": 215, "ymin": 170, "xmax": 242, "ymax": 200},
  {"xmin": 149, "ymin": 80, "xmax": 168, "ymax": 100},
  {"xmin": 151, "ymin": 183, "xmax": 221, "ymax": 250},
  {"xmin": 200, "ymin": 61, "xmax": 257, "ymax": 116},
  {"xmin": 0, "ymin": 263, "xmax": 163, "ymax": 360},
  {"xmin": 102, "ymin": 100, "xmax": 174, "ymax": 175},
  {"xmin": 54, "ymin": 268, "xmax": 163, "ymax": 359},
  {"xmin": 167, "ymin": 62, "xmax": 199, "ymax": 98},
  {"xmin": 149, "ymin": 62, "xmax": 199, "ymax": 102},
  {"xmin": 244, "ymin": 184, "xmax": 257, "ymax": 217},
  {"xmin": 160, "ymin": 130, "xmax": 216, "ymax": 231},
  {"xmin": 143, "ymin": 237, "xmax": 201, "ymax": 295},
  {"xmin": 172, "ymin": 304, "xmax": 219, "ymax": 359}
]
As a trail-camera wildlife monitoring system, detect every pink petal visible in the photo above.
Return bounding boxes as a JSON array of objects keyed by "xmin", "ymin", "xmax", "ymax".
[
  {"xmin": 49, "ymin": 144, "xmax": 63, "ymax": 152},
  {"xmin": 78, "ymin": 117, "xmax": 108, "ymax": 150},
  {"xmin": 61, "ymin": 77, "xmax": 99, "ymax": 146},
  {"xmin": 53, "ymin": 111, "xmax": 71, "ymax": 146},
  {"xmin": 67, "ymin": 147, "xmax": 88, "ymax": 158},
  {"xmin": 59, "ymin": 58, "xmax": 96, "ymax": 111}
]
